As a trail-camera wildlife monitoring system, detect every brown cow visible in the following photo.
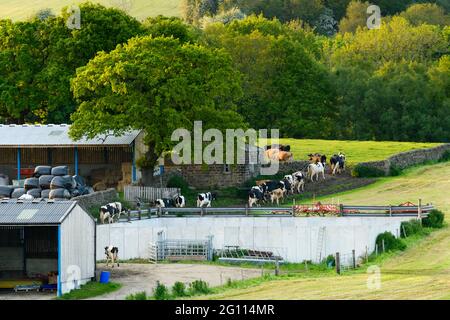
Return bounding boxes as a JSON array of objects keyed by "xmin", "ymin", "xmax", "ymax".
[
  {"xmin": 265, "ymin": 149, "xmax": 294, "ymax": 162},
  {"xmin": 269, "ymin": 188, "xmax": 284, "ymax": 205}
]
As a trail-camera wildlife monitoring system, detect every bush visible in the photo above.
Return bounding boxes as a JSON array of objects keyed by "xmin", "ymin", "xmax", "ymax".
[
  {"xmin": 166, "ymin": 175, "xmax": 190, "ymax": 195},
  {"xmin": 375, "ymin": 232, "xmax": 406, "ymax": 252},
  {"xmin": 352, "ymin": 164, "xmax": 385, "ymax": 178},
  {"xmin": 172, "ymin": 282, "xmax": 187, "ymax": 297},
  {"xmin": 153, "ymin": 281, "xmax": 170, "ymax": 300},
  {"xmin": 423, "ymin": 209, "xmax": 445, "ymax": 229},
  {"xmin": 325, "ymin": 254, "xmax": 335, "ymax": 267},
  {"xmin": 439, "ymin": 150, "xmax": 450, "ymax": 162},
  {"xmin": 189, "ymin": 280, "xmax": 211, "ymax": 295},
  {"xmin": 400, "ymin": 220, "xmax": 424, "ymax": 238},
  {"xmin": 126, "ymin": 291, "xmax": 147, "ymax": 300}
]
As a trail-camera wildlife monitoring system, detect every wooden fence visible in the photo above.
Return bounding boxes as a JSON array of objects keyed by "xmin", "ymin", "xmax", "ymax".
[{"xmin": 124, "ymin": 186, "xmax": 180, "ymax": 202}]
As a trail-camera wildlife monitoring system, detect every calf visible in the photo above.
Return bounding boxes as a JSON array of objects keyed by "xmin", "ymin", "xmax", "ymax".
[
  {"xmin": 197, "ymin": 192, "xmax": 217, "ymax": 207},
  {"xmin": 307, "ymin": 162, "xmax": 325, "ymax": 182},
  {"xmin": 269, "ymin": 188, "xmax": 284, "ymax": 205},
  {"xmin": 99, "ymin": 202, "xmax": 124, "ymax": 224},
  {"xmin": 105, "ymin": 246, "xmax": 119, "ymax": 268}
]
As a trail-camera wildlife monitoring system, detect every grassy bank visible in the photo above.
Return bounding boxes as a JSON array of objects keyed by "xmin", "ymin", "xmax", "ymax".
[{"xmin": 57, "ymin": 281, "xmax": 122, "ymax": 300}]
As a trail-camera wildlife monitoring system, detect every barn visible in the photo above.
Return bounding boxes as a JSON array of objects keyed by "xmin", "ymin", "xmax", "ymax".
[
  {"xmin": 0, "ymin": 124, "xmax": 142, "ymax": 190},
  {"xmin": 0, "ymin": 199, "xmax": 96, "ymax": 296}
]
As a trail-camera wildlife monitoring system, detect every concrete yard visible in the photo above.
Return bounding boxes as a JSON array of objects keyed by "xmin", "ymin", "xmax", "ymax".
[{"xmin": 90, "ymin": 263, "xmax": 261, "ymax": 300}]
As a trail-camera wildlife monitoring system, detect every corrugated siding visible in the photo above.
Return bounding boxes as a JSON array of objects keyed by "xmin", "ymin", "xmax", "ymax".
[{"xmin": 60, "ymin": 205, "xmax": 95, "ymax": 294}]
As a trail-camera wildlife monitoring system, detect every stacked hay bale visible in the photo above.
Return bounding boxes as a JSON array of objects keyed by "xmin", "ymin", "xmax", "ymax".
[{"xmin": 117, "ymin": 162, "xmax": 132, "ymax": 192}]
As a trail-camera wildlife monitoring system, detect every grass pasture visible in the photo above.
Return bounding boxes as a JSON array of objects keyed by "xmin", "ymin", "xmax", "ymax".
[
  {"xmin": 195, "ymin": 162, "xmax": 450, "ymax": 300},
  {"xmin": 0, "ymin": 0, "xmax": 181, "ymax": 22},
  {"xmin": 262, "ymin": 139, "xmax": 440, "ymax": 165}
]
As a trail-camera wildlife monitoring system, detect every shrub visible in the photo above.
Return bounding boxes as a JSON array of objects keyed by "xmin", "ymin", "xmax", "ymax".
[
  {"xmin": 389, "ymin": 165, "xmax": 402, "ymax": 176},
  {"xmin": 153, "ymin": 281, "xmax": 170, "ymax": 300},
  {"xmin": 166, "ymin": 175, "xmax": 190, "ymax": 194},
  {"xmin": 172, "ymin": 282, "xmax": 187, "ymax": 297},
  {"xmin": 439, "ymin": 150, "xmax": 450, "ymax": 162},
  {"xmin": 352, "ymin": 164, "xmax": 385, "ymax": 178},
  {"xmin": 423, "ymin": 209, "xmax": 445, "ymax": 229},
  {"xmin": 325, "ymin": 254, "xmax": 335, "ymax": 267},
  {"xmin": 375, "ymin": 232, "xmax": 406, "ymax": 252},
  {"xmin": 126, "ymin": 291, "xmax": 147, "ymax": 300},
  {"xmin": 189, "ymin": 280, "xmax": 211, "ymax": 295},
  {"xmin": 400, "ymin": 220, "xmax": 424, "ymax": 238}
]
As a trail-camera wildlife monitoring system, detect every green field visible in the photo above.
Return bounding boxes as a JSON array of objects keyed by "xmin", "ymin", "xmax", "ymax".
[
  {"xmin": 0, "ymin": 0, "xmax": 181, "ymax": 21},
  {"xmin": 199, "ymin": 161, "xmax": 450, "ymax": 299},
  {"xmin": 262, "ymin": 139, "xmax": 440, "ymax": 165}
]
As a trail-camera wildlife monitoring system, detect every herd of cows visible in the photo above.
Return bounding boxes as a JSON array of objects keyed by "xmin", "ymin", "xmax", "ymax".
[{"xmin": 98, "ymin": 150, "xmax": 347, "ymax": 223}]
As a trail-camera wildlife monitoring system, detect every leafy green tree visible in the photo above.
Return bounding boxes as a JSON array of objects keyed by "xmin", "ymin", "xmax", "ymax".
[
  {"xmin": 202, "ymin": 16, "xmax": 336, "ymax": 138},
  {"xmin": 142, "ymin": 16, "xmax": 199, "ymax": 43},
  {"xmin": 69, "ymin": 36, "xmax": 246, "ymax": 167},
  {"xmin": 400, "ymin": 3, "xmax": 450, "ymax": 27},
  {"xmin": 338, "ymin": 0, "xmax": 369, "ymax": 34}
]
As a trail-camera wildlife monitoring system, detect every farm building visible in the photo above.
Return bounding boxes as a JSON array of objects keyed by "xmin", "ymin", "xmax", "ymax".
[
  {"xmin": 0, "ymin": 199, "xmax": 95, "ymax": 296},
  {"xmin": 0, "ymin": 124, "xmax": 142, "ymax": 190}
]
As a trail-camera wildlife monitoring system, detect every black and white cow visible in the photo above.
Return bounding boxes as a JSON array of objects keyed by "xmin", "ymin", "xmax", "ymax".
[
  {"xmin": 174, "ymin": 195, "xmax": 186, "ymax": 208},
  {"xmin": 154, "ymin": 198, "xmax": 175, "ymax": 208},
  {"xmin": 248, "ymin": 186, "xmax": 266, "ymax": 207},
  {"xmin": 292, "ymin": 171, "xmax": 305, "ymax": 193},
  {"xmin": 105, "ymin": 246, "xmax": 119, "ymax": 268},
  {"xmin": 330, "ymin": 153, "xmax": 346, "ymax": 175},
  {"xmin": 197, "ymin": 192, "xmax": 217, "ymax": 207},
  {"xmin": 99, "ymin": 202, "xmax": 124, "ymax": 224},
  {"xmin": 282, "ymin": 176, "xmax": 293, "ymax": 195}
]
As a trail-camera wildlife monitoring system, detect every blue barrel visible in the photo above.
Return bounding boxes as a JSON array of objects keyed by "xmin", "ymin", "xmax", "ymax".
[{"xmin": 99, "ymin": 271, "xmax": 110, "ymax": 284}]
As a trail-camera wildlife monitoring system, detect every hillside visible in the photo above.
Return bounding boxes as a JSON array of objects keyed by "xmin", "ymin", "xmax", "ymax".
[
  {"xmin": 0, "ymin": 0, "xmax": 181, "ymax": 21},
  {"xmin": 201, "ymin": 161, "xmax": 450, "ymax": 299}
]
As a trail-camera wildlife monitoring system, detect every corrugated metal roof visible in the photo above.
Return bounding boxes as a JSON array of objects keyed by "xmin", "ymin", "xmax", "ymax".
[
  {"xmin": 0, "ymin": 199, "xmax": 76, "ymax": 225},
  {"xmin": 0, "ymin": 124, "xmax": 141, "ymax": 147}
]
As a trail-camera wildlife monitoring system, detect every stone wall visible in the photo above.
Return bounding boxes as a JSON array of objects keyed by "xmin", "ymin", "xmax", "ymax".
[
  {"xmin": 278, "ymin": 161, "xmax": 310, "ymax": 174},
  {"xmin": 357, "ymin": 144, "xmax": 450, "ymax": 176},
  {"xmin": 72, "ymin": 188, "xmax": 117, "ymax": 211},
  {"xmin": 142, "ymin": 163, "xmax": 261, "ymax": 189}
]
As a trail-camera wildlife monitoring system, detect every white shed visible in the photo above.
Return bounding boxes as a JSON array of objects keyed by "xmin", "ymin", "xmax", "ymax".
[{"xmin": 0, "ymin": 199, "xmax": 96, "ymax": 296}]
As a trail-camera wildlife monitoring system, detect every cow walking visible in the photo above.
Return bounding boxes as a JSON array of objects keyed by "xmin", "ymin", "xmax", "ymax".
[{"xmin": 105, "ymin": 246, "xmax": 119, "ymax": 268}]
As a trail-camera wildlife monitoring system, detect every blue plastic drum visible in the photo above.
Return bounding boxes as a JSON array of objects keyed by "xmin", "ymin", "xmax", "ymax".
[{"xmin": 99, "ymin": 271, "xmax": 110, "ymax": 284}]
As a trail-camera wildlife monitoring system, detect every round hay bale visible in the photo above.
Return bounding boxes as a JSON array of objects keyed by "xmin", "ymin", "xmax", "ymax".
[
  {"xmin": 27, "ymin": 188, "xmax": 42, "ymax": 198},
  {"xmin": 0, "ymin": 174, "xmax": 10, "ymax": 186},
  {"xmin": 51, "ymin": 166, "xmax": 69, "ymax": 176},
  {"xmin": 41, "ymin": 189, "xmax": 51, "ymax": 199},
  {"xmin": 49, "ymin": 188, "xmax": 71, "ymax": 200},
  {"xmin": 0, "ymin": 185, "xmax": 14, "ymax": 198},
  {"xmin": 39, "ymin": 175, "xmax": 54, "ymax": 189},
  {"xmin": 24, "ymin": 178, "xmax": 39, "ymax": 191},
  {"xmin": 34, "ymin": 166, "xmax": 52, "ymax": 178},
  {"xmin": 11, "ymin": 188, "xmax": 26, "ymax": 198}
]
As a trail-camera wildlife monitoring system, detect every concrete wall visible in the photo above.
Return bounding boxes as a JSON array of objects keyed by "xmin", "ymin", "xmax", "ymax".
[
  {"xmin": 357, "ymin": 144, "xmax": 450, "ymax": 176},
  {"xmin": 72, "ymin": 189, "xmax": 117, "ymax": 212},
  {"xmin": 97, "ymin": 216, "xmax": 413, "ymax": 264}
]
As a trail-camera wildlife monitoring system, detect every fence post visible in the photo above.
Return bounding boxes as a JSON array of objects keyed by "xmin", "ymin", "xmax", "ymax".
[
  {"xmin": 138, "ymin": 208, "xmax": 141, "ymax": 220},
  {"xmin": 365, "ymin": 246, "xmax": 369, "ymax": 263},
  {"xmin": 275, "ymin": 258, "xmax": 280, "ymax": 276},
  {"xmin": 335, "ymin": 252, "xmax": 340, "ymax": 274},
  {"xmin": 389, "ymin": 205, "xmax": 392, "ymax": 217},
  {"xmin": 127, "ymin": 209, "xmax": 131, "ymax": 222},
  {"xmin": 352, "ymin": 249, "xmax": 356, "ymax": 269},
  {"xmin": 402, "ymin": 224, "xmax": 407, "ymax": 238},
  {"xmin": 418, "ymin": 198, "xmax": 422, "ymax": 225},
  {"xmin": 200, "ymin": 207, "xmax": 204, "ymax": 217},
  {"xmin": 339, "ymin": 204, "xmax": 344, "ymax": 217},
  {"xmin": 245, "ymin": 204, "xmax": 249, "ymax": 216}
]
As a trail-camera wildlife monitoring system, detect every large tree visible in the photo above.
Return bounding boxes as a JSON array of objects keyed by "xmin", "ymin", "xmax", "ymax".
[
  {"xmin": 69, "ymin": 36, "xmax": 246, "ymax": 167},
  {"xmin": 0, "ymin": 2, "xmax": 143, "ymax": 124}
]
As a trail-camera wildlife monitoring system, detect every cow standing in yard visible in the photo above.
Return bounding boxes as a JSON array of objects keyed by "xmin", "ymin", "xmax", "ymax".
[
  {"xmin": 105, "ymin": 246, "xmax": 119, "ymax": 268},
  {"xmin": 197, "ymin": 192, "xmax": 217, "ymax": 207},
  {"xmin": 99, "ymin": 202, "xmax": 124, "ymax": 224},
  {"xmin": 174, "ymin": 195, "xmax": 186, "ymax": 208}
]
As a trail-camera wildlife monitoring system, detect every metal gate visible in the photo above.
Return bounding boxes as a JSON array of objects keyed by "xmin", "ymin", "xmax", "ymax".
[{"xmin": 148, "ymin": 237, "xmax": 213, "ymax": 262}]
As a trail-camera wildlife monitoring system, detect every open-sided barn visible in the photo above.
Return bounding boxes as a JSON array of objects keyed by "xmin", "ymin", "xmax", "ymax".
[
  {"xmin": 0, "ymin": 199, "xmax": 95, "ymax": 296},
  {"xmin": 0, "ymin": 124, "xmax": 142, "ymax": 189}
]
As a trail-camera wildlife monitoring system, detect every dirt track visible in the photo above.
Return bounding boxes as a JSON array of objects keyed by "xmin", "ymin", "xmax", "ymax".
[{"xmin": 90, "ymin": 263, "xmax": 261, "ymax": 300}]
